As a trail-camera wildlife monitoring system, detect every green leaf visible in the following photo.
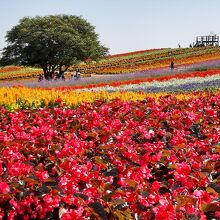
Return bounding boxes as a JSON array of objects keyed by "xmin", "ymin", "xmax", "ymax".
[
  {"xmin": 207, "ymin": 183, "xmax": 220, "ymax": 194},
  {"xmin": 114, "ymin": 209, "xmax": 133, "ymax": 220},
  {"xmin": 202, "ymin": 160, "xmax": 216, "ymax": 172},
  {"xmin": 212, "ymin": 144, "xmax": 220, "ymax": 153},
  {"xmin": 94, "ymin": 156, "xmax": 108, "ymax": 168},
  {"xmin": 124, "ymin": 179, "xmax": 137, "ymax": 188},
  {"xmin": 200, "ymin": 203, "xmax": 220, "ymax": 212},
  {"xmin": 162, "ymin": 149, "xmax": 171, "ymax": 157},
  {"xmin": 175, "ymin": 195, "xmax": 197, "ymax": 207},
  {"xmin": 89, "ymin": 202, "xmax": 108, "ymax": 220},
  {"xmin": 111, "ymin": 199, "xmax": 126, "ymax": 207}
]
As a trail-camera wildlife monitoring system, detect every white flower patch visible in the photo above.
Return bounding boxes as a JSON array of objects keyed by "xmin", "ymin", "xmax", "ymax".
[{"xmin": 74, "ymin": 74, "xmax": 220, "ymax": 92}]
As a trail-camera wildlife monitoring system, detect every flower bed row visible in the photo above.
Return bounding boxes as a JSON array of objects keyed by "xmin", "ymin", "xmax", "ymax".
[
  {"xmin": 1, "ymin": 66, "xmax": 218, "ymax": 90},
  {"xmin": 0, "ymin": 84, "xmax": 215, "ymax": 111},
  {"xmin": 0, "ymin": 66, "xmax": 23, "ymax": 73},
  {"xmin": 54, "ymin": 69, "xmax": 220, "ymax": 91},
  {"xmin": 0, "ymin": 66, "xmax": 42, "ymax": 80},
  {"xmin": 104, "ymin": 48, "xmax": 168, "ymax": 60},
  {"xmin": 74, "ymin": 73, "xmax": 220, "ymax": 93},
  {"xmin": 0, "ymin": 93, "xmax": 220, "ymax": 219}
]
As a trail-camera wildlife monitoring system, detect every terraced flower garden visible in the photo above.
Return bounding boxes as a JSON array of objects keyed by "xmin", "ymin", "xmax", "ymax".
[
  {"xmin": 0, "ymin": 47, "xmax": 220, "ymax": 219},
  {"xmin": 0, "ymin": 66, "xmax": 42, "ymax": 81}
]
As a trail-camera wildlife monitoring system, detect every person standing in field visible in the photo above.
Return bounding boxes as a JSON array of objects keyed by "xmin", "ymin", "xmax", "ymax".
[
  {"xmin": 77, "ymin": 70, "xmax": 81, "ymax": 79},
  {"xmin": 75, "ymin": 69, "xmax": 81, "ymax": 79},
  {"xmin": 170, "ymin": 60, "xmax": 174, "ymax": 70},
  {"xmin": 38, "ymin": 74, "xmax": 43, "ymax": 82}
]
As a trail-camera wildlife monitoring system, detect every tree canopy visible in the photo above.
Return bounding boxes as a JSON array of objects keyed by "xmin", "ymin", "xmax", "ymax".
[{"xmin": 0, "ymin": 15, "xmax": 109, "ymax": 79}]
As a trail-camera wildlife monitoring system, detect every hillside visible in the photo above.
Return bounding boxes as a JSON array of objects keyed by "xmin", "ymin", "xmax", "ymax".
[
  {"xmin": 1, "ymin": 47, "xmax": 220, "ymax": 83},
  {"xmin": 73, "ymin": 47, "xmax": 220, "ymax": 74}
]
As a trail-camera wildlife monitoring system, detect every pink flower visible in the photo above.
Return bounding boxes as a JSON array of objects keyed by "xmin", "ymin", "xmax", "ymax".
[
  {"xmin": 35, "ymin": 170, "xmax": 49, "ymax": 182},
  {"xmin": 151, "ymin": 181, "xmax": 161, "ymax": 192},
  {"xmin": 0, "ymin": 182, "xmax": 10, "ymax": 194},
  {"xmin": 0, "ymin": 160, "xmax": 2, "ymax": 175}
]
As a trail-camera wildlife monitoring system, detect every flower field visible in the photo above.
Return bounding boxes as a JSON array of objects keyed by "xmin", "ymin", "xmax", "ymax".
[
  {"xmin": 1, "ymin": 47, "xmax": 220, "ymax": 83},
  {"xmin": 54, "ymin": 69, "xmax": 220, "ymax": 92},
  {"xmin": 0, "ymin": 67, "xmax": 215, "ymax": 112},
  {"xmin": 0, "ymin": 91, "xmax": 220, "ymax": 219},
  {"xmin": 0, "ymin": 66, "xmax": 42, "ymax": 81},
  {"xmin": 74, "ymin": 47, "xmax": 220, "ymax": 75},
  {"xmin": 0, "ymin": 48, "xmax": 220, "ymax": 219}
]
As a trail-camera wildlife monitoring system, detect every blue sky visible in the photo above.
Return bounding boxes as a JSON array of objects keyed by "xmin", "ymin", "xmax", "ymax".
[{"xmin": 0, "ymin": 0, "xmax": 219, "ymax": 54}]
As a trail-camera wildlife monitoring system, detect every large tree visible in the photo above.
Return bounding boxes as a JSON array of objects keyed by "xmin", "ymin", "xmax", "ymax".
[{"xmin": 0, "ymin": 15, "xmax": 109, "ymax": 79}]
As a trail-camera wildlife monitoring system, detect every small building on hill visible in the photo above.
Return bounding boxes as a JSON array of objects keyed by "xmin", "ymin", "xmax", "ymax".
[{"xmin": 193, "ymin": 34, "xmax": 219, "ymax": 47}]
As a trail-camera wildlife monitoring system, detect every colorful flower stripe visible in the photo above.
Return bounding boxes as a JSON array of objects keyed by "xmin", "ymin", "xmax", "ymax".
[
  {"xmin": 89, "ymin": 52, "xmax": 220, "ymax": 75},
  {"xmin": 105, "ymin": 48, "xmax": 167, "ymax": 59},
  {"xmin": 0, "ymin": 66, "xmax": 23, "ymax": 73},
  {"xmin": 0, "ymin": 86, "xmax": 210, "ymax": 110},
  {"xmin": 0, "ymin": 71, "xmax": 42, "ymax": 80},
  {"xmin": 140, "ymin": 79, "xmax": 220, "ymax": 93},
  {"xmin": 75, "ymin": 47, "xmax": 220, "ymax": 75},
  {"xmin": 95, "ymin": 47, "xmax": 206, "ymax": 65},
  {"xmin": 0, "ymin": 66, "xmax": 42, "ymax": 80},
  {"xmin": 2, "ymin": 59, "xmax": 218, "ymax": 89},
  {"xmin": 71, "ymin": 48, "xmax": 187, "ymax": 72},
  {"xmin": 0, "ymin": 94, "xmax": 220, "ymax": 218},
  {"xmin": 54, "ymin": 69, "xmax": 220, "ymax": 91},
  {"xmin": 73, "ymin": 74, "xmax": 220, "ymax": 92}
]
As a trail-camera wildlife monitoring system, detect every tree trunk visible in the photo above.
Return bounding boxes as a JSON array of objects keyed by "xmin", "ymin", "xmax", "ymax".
[
  {"xmin": 58, "ymin": 64, "xmax": 69, "ymax": 76},
  {"xmin": 41, "ymin": 64, "xmax": 69, "ymax": 80},
  {"xmin": 41, "ymin": 64, "xmax": 53, "ymax": 80}
]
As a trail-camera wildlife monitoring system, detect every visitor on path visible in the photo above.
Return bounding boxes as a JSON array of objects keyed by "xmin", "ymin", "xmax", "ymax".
[
  {"xmin": 70, "ymin": 73, "xmax": 74, "ymax": 80},
  {"xmin": 54, "ymin": 71, "xmax": 60, "ymax": 80},
  {"xmin": 61, "ymin": 73, "xmax": 65, "ymax": 81},
  {"xmin": 170, "ymin": 61, "xmax": 174, "ymax": 70},
  {"xmin": 75, "ymin": 69, "xmax": 81, "ymax": 79},
  {"xmin": 77, "ymin": 70, "xmax": 81, "ymax": 79},
  {"xmin": 38, "ymin": 74, "xmax": 43, "ymax": 82}
]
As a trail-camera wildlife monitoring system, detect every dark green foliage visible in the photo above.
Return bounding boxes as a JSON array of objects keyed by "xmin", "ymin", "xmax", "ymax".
[{"xmin": 0, "ymin": 15, "xmax": 109, "ymax": 79}]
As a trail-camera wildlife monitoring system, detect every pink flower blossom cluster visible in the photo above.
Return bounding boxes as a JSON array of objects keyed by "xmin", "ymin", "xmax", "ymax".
[{"xmin": 0, "ymin": 94, "xmax": 220, "ymax": 219}]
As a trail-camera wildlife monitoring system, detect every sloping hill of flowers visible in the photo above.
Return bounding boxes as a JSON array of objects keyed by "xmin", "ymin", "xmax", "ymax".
[
  {"xmin": 1, "ymin": 47, "xmax": 220, "ymax": 82},
  {"xmin": 0, "ymin": 66, "xmax": 42, "ymax": 81},
  {"xmin": 103, "ymin": 48, "xmax": 168, "ymax": 61},
  {"xmin": 74, "ymin": 47, "xmax": 220, "ymax": 75}
]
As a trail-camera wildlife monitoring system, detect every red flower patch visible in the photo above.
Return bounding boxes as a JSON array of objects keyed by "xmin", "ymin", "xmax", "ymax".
[{"xmin": 0, "ymin": 93, "xmax": 219, "ymax": 218}]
